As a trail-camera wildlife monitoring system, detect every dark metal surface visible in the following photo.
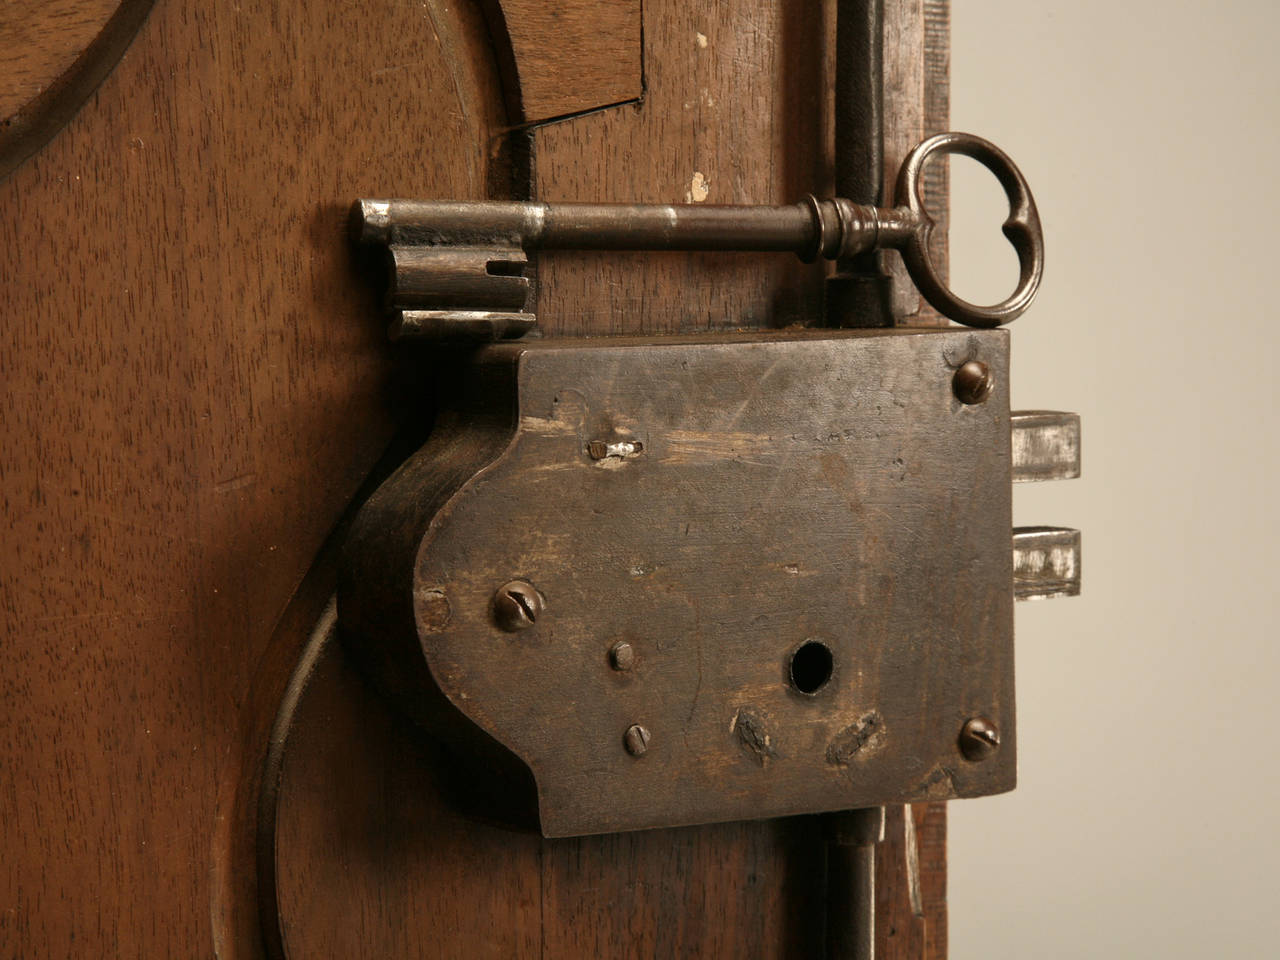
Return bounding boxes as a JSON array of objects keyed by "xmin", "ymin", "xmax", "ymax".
[
  {"xmin": 386, "ymin": 244, "xmax": 529, "ymax": 310},
  {"xmin": 828, "ymin": 0, "xmax": 893, "ymax": 329},
  {"xmin": 351, "ymin": 132, "xmax": 1044, "ymax": 331},
  {"xmin": 825, "ymin": 807, "xmax": 887, "ymax": 960},
  {"xmin": 834, "ymin": 0, "xmax": 884, "ymax": 210},
  {"xmin": 339, "ymin": 327, "xmax": 1017, "ymax": 837}
]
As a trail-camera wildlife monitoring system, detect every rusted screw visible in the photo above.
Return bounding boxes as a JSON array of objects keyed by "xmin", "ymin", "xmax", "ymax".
[
  {"xmin": 492, "ymin": 580, "xmax": 544, "ymax": 632},
  {"xmin": 623, "ymin": 723, "xmax": 650, "ymax": 756},
  {"xmin": 952, "ymin": 360, "xmax": 995, "ymax": 405},
  {"xmin": 609, "ymin": 641, "xmax": 636, "ymax": 671},
  {"xmin": 958, "ymin": 716, "xmax": 1000, "ymax": 761}
]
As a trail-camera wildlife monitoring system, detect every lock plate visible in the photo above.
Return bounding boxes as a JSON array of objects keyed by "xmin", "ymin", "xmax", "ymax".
[{"xmin": 340, "ymin": 328, "xmax": 1015, "ymax": 837}]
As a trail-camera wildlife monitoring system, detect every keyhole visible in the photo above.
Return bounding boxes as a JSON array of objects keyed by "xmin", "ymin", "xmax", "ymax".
[{"xmin": 790, "ymin": 640, "xmax": 834, "ymax": 695}]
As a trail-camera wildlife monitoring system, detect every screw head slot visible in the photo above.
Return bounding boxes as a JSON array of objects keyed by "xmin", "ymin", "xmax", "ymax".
[
  {"xmin": 952, "ymin": 360, "xmax": 994, "ymax": 405},
  {"xmin": 623, "ymin": 724, "xmax": 650, "ymax": 756},
  {"xmin": 492, "ymin": 580, "xmax": 544, "ymax": 632},
  {"xmin": 958, "ymin": 716, "xmax": 1000, "ymax": 761}
]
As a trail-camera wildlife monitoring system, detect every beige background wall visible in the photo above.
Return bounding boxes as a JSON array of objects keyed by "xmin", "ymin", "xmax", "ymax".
[{"xmin": 947, "ymin": 2, "xmax": 1280, "ymax": 956}]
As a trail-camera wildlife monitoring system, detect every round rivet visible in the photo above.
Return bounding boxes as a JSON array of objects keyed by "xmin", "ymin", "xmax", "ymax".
[
  {"xmin": 953, "ymin": 360, "xmax": 995, "ymax": 405},
  {"xmin": 623, "ymin": 723, "xmax": 650, "ymax": 756},
  {"xmin": 492, "ymin": 580, "xmax": 544, "ymax": 632},
  {"xmin": 610, "ymin": 641, "xmax": 635, "ymax": 671},
  {"xmin": 958, "ymin": 716, "xmax": 1000, "ymax": 761}
]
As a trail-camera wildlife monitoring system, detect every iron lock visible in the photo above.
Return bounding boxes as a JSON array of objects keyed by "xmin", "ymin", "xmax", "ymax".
[
  {"xmin": 335, "ymin": 130, "xmax": 1078, "ymax": 838},
  {"xmin": 337, "ymin": 326, "xmax": 1079, "ymax": 837}
]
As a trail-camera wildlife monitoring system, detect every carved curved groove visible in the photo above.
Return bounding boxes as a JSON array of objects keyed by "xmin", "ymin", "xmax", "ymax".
[
  {"xmin": 0, "ymin": 0, "xmax": 155, "ymax": 182},
  {"xmin": 480, "ymin": 0, "xmax": 643, "ymax": 124}
]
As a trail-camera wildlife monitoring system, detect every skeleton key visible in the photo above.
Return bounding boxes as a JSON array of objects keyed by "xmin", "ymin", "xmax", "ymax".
[{"xmin": 352, "ymin": 131, "xmax": 1044, "ymax": 333}]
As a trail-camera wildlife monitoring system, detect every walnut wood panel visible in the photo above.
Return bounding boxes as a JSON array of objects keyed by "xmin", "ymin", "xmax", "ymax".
[
  {"xmin": 1, "ymin": 0, "xmax": 951, "ymax": 957},
  {"xmin": 0, "ymin": 0, "xmax": 505, "ymax": 954},
  {"xmin": 530, "ymin": 1, "xmax": 829, "ymax": 336},
  {"xmin": 276, "ymin": 642, "xmax": 826, "ymax": 957},
  {"xmin": 0, "ymin": 0, "xmax": 154, "ymax": 180},
  {"xmin": 530, "ymin": 0, "xmax": 949, "ymax": 339},
  {"xmin": 481, "ymin": 0, "xmax": 642, "ymax": 123},
  {"xmin": 0, "ymin": 0, "xmax": 120, "ymax": 117}
]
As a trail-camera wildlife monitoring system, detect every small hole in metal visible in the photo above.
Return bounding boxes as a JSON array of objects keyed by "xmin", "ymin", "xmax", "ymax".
[
  {"xmin": 790, "ymin": 641, "xmax": 833, "ymax": 694},
  {"xmin": 486, "ymin": 259, "xmax": 526, "ymax": 277}
]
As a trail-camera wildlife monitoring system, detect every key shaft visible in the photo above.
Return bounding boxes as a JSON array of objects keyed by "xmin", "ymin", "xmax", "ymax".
[
  {"xmin": 352, "ymin": 197, "xmax": 916, "ymax": 264},
  {"xmin": 351, "ymin": 132, "xmax": 1044, "ymax": 329}
]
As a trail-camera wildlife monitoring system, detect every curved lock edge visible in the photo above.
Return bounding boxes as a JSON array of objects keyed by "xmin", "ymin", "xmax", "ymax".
[{"xmin": 337, "ymin": 348, "xmax": 542, "ymax": 831}]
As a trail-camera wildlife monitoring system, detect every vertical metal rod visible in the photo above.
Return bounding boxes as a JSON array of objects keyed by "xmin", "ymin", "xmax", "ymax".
[
  {"xmin": 824, "ymin": 806, "xmax": 886, "ymax": 960},
  {"xmin": 829, "ymin": 0, "xmax": 894, "ymax": 328},
  {"xmin": 827, "ymin": 0, "xmax": 890, "ymax": 926},
  {"xmin": 835, "ymin": 0, "xmax": 884, "ymax": 218}
]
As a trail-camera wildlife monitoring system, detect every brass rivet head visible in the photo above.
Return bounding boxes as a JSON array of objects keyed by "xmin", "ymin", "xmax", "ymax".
[
  {"xmin": 953, "ymin": 360, "xmax": 995, "ymax": 405},
  {"xmin": 958, "ymin": 716, "xmax": 1000, "ymax": 761},
  {"xmin": 609, "ymin": 641, "xmax": 636, "ymax": 671},
  {"xmin": 492, "ymin": 580, "xmax": 544, "ymax": 632},
  {"xmin": 623, "ymin": 724, "xmax": 650, "ymax": 757}
]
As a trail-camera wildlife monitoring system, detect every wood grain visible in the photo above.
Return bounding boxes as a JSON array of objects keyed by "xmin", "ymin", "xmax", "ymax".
[
  {"xmin": 0, "ymin": 0, "xmax": 155, "ymax": 180},
  {"xmin": 882, "ymin": 0, "xmax": 951, "ymax": 950},
  {"xmin": 531, "ymin": 0, "xmax": 831, "ymax": 336},
  {"xmin": 481, "ymin": 0, "xmax": 643, "ymax": 123},
  {"xmin": 277, "ymin": 646, "xmax": 826, "ymax": 957},
  {"xmin": 0, "ymin": 0, "xmax": 120, "ymax": 117},
  {"xmin": 1, "ymin": 0, "xmax": 952, "ymax": 956},
  {"xmin": 0, "ymin": 0, "xmax": 505, "ymax": 954}
]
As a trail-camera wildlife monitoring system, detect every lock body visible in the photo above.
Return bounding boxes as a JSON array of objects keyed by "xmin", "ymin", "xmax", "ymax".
[{"xmin": 340, "ymin": 328, "xmax": 1016, "ymax": 837}]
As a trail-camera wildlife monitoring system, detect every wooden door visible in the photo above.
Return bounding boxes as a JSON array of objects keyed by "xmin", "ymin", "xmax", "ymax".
[{"xmin": 1, "ymin": 1, "xmax": 949, "ymax": 955}]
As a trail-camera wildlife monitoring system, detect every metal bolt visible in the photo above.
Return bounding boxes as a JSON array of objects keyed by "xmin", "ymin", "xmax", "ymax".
[
  {"xmin": 492, "ymin": 580, "xmax": 544, "ymax": 632},
  {"xmin": 623, "ymin": 723, "xmax": 650, "ymax": 756},
  {"xmin": 953, "ymin": 360, "xmax": 994, "ymax": 405},
  {"xmin": 587, "ymin": 440, "xmax": 609, "ymax": 460},
  {"xmin": 958, "ymin": 716, "xmax": 1000, "ymax": 761},
  {"xmin": 609, "ymin": 641, "xmax": 635, "ymax": 671}
]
